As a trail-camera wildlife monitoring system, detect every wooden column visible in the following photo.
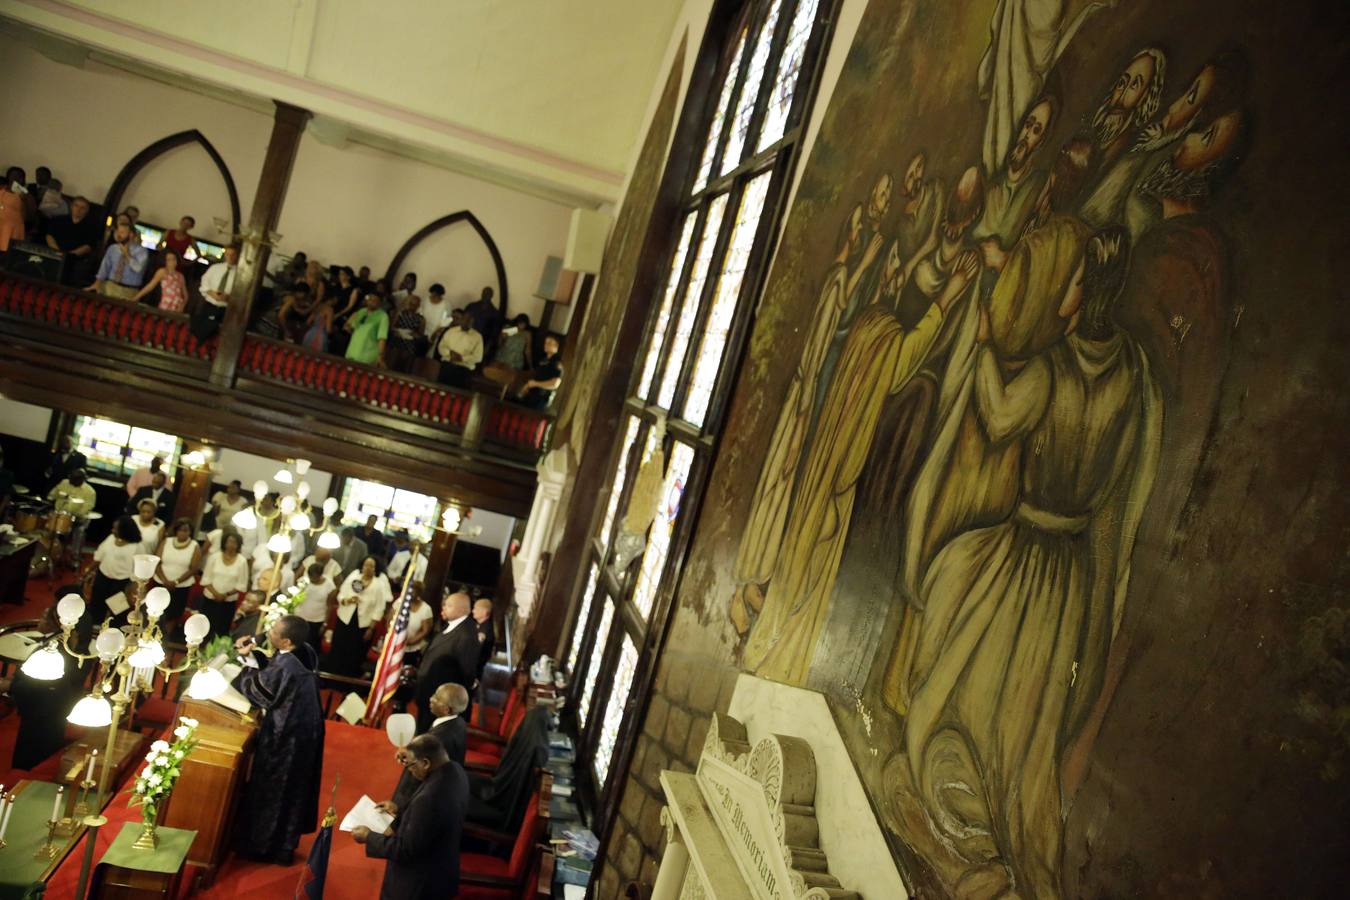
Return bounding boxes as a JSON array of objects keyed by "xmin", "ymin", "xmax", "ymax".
[
  {"xmin": 173, "ymin": 467, "xmax": 212, "ymax": 533},
  {"xmin": 423, "ymin": 527, "xmax": 458, "ymax": 605},
  {"xmin": 210, "ymin": 101, "xmax": 312, "ymax": 387}
]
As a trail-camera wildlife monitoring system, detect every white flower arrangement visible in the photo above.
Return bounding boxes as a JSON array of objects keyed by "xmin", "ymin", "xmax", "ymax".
[
  {"xmin": 261, "ymin": 585, "xmax": 306, "ymax": 630},
  {"xmin": 131, "ymin": 716, "xmax": 199, "ymax": 826}
]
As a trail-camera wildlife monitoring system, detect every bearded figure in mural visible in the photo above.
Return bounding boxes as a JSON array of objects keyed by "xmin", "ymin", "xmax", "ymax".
[{"xmin": 883, "ymin": 219, "xmax": 1161, "ymax": 898}]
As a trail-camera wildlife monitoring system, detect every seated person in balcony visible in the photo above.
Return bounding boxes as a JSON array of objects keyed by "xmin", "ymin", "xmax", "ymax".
[
  {"xmin": 131, "ymin": 249, "xmax": 189, "ymax": 312},
  {"xmin": 89, "ymin": 221, "xmax": 149, "ymax": 299},
  {"xmin": 191, "ymin": 244, "xmax": 239, "ymax": 340},
  {"xmin": 464, "ymin": 286, "xmax": 502, "ymax": 352},
  {"xmin": 344, "ymin": 292, "xmax": 390, "ymax": 366},
  {"xmin": 278, "ymin": 284, "xmax": 331, "ymax": 350},
  {"xmin": 492, "ymin": 314, "xmax": 533, "ymax": 371},
  {"xmin": 324, "ymin": 555, "xmax": 391, "ymax": 676},
  {"xmin": 435, "ymin": 308, "xmax": 483, "ymax": 388},
  {"xmin": 45, "ymin": 196, "xmax": 100, "ymax": 285},
  {"xmin": 0, "ymin": 176, "xmax": 26, "ymax": 253},
  {"xmin": 387, "ymin": 292, "xmax": 426, "ymax": 373},
  {"xmin": 517, "ymin": 333, "xmax": 563, "ymax": 409},
  {"xmin": 37, "ymin": 177, "xmax": 68, "ymax": 220},
  {"xmin": 122, "ymin": 205, "xmax": 141, "ymax": 227},
  {"xmin": 128, "ymin": 469, "xmax": 175, "ymax": 521},
  {"xmin": 157, "ymin": 215, "xmax": 200, "ymax": 262}
]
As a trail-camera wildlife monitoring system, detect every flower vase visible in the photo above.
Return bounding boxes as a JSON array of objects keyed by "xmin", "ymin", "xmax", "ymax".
[{"xmin": 132, "ymin": 804, "xmax": 160, "ymax": 850}]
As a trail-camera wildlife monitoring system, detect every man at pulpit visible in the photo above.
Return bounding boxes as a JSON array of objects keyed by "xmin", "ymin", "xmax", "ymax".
[{"xmin": 231, "ymin": 614, "xmax": 326, "ymax": 864}]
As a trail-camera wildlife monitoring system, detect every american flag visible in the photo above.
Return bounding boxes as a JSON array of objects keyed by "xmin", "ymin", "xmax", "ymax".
[{"xmin": 364, "ymin": 548, "xmax": 419, "ymax": 723}]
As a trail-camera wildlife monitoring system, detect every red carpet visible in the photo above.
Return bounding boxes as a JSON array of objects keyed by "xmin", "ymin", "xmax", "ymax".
[{"xmin": 3, "ymin": 576, "xmax": 407, "ymax": 897}]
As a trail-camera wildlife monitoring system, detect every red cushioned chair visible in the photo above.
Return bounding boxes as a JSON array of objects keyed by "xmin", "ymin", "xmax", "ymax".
[{"xmin": 458, "ymin": 786, "xmax": 551, "ymax": 899}]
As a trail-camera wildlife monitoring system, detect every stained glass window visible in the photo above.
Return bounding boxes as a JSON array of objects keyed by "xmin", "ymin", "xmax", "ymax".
[
  {"xmin": 694, "ymin": 30, "xmax": 748, "ymax": 191},
  {"xmin": 74, "ymin": 416, "xmax": 181, "ymax": 478},
  {"xmin": 657, "ymin": 195, "xmax": 728, "ymax": 409},
  {"xmin": 639, "ymin": 214, "xmax": 697, "ymax": 399},
  {"xmin": 721, "ymin": 0, "xmax": 784, "ymax": 177},
  {"xmin": 630, "ymin": 442, "xmax": 696, "ymax": 620},
  {"xmin": 578, "ymin": 598, "xmax": 614, "ymax": 729},
  {"xmin": 599, "ymin": 417, "xmax": 641, "ymax": 553},
  {"xmin": 758, "ymin": 0, "xmax": 822, "ymax": 151},
  {"xmin": 593, "ymin": 634, "xmax": 640, "ymax": 786},
  {"xmin": 682, "ymin": 172, "xmax": 773, "ymax": 425},
  {"xmin": 566, "ymin": 564, "xmax": 600, "ymax": 674}
]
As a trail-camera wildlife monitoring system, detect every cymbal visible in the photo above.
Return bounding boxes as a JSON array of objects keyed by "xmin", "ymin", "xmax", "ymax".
[{"xmin": 13, "ymin": 485, "xmax": 30, "ymax": 495}]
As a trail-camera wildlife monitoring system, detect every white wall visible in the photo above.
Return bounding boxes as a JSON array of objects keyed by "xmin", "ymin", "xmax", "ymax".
[
  {"xmin": 211, "ymin": 448, "xmax": 334, "ymax": 502},
  {"xmin": 0, "ymin": 398, "xmax": 54, "ymax": 442},
  {"xmin": 1, "ymin": 42, "xmax": 576, "ymax": 323}
]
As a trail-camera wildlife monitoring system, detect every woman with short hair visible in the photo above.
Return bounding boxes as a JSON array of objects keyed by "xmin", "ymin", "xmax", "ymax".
[
  {"xmin": 154, "ymin": 518, "xmax": 201, "ymax": 625},
  {"xmin": 198, "ymin": 531, "xmax": 250, "ymax": 640},
  {"xmin": 323, "ymin": 556, "xmax": 391, "ymax": 676},
  {"xmin": 89, "ymin": 515, "xmax": 143, "ymax": 626}
]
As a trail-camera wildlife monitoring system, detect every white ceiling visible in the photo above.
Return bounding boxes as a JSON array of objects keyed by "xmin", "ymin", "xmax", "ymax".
[{"xmin": 0, "ymin": 0, "xmax": 686, "ymax": 205}]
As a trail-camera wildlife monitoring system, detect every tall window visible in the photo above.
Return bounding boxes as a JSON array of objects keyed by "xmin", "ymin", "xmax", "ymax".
[
  {"xmin": 339, "ymin": 478, "xmax": 441, "ymax": 541},
  {"xmin": 73, "ymin": 416, "xmax": 180, "ymax": 478},
  {"xmin": 565, "ymin": 0, "xmax": 832, "ymax": 805}
]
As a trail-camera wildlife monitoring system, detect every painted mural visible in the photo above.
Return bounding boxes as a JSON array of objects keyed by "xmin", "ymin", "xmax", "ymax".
[{"xmin": 657, "ymin": 0, "xmax": 1350, "ymax": 895}]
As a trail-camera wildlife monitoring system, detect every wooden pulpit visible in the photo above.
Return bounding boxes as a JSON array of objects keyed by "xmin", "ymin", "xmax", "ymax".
[{"xmin": 159, "ymin": 697, "xmax": 257, "ymax": 886}]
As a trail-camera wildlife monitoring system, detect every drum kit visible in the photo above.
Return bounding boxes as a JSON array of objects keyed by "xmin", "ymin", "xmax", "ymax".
[{"xmin": 5, "ymin": 486, "xmax": 102, "ymax": 577}]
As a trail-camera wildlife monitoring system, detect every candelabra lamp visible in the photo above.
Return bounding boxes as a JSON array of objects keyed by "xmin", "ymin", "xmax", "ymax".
[
  {"xmin": 19, "ymin": 553, "xmax": 228, "ymax": 808},
  {"xmin": 229, "ymin": 458, "xmax": 343, "ymax": 634}
]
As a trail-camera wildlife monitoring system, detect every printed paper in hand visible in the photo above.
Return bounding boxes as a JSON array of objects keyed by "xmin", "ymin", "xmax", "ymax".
[
  {"xmin": 336, "ymin": 692, "xmax": 367, "ymax": 724},
  {"xmin": 105, "ymin": 592, "xmax": 130, "ymax": 615},
  {"xmin": 339, "ymin": 795, "xmax": 394, "ymax": 833}
]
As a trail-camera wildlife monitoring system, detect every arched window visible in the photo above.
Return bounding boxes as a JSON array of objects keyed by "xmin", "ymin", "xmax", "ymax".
[{"xmin": 563, "ymin": 0, "xmax": 836, "ymax": 814}]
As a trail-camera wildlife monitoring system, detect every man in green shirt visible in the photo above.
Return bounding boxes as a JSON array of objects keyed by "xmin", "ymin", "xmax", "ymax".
[
  {"xmin": 47, "ymin": 468, "xmax": 97, "ymax": 566},
  {"xmin": 344, "ymin": 293, "xmax": 390, "ymax": 366}
]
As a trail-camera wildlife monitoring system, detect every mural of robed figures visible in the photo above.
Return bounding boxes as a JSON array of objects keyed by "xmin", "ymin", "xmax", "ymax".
[{"xmin": 719, "ymin": 0, "xmax": 1285, "ymax": 894}]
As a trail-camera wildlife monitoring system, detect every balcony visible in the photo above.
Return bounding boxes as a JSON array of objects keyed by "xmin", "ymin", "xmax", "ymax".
[{"xmin": 0, "ymin": 272, "xmax": 552, "ymax": 516}]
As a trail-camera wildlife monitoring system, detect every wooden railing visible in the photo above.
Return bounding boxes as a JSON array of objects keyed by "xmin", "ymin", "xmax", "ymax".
[{"xmin": 0, "ymin": 271, "xmax": 555, "ymax": 457}]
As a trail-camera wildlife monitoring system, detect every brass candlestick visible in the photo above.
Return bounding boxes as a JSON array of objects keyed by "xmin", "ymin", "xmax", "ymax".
[
  {"xmin": 73, "ymin": 777, "xmax": 96, "ymax": 818},
  {"xmin": 33, "ymin": 819, "xmax": 59, "ymax": 860}
]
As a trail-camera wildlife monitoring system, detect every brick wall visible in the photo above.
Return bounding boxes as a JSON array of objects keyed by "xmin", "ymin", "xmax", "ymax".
[{"xmin": 593, "ymin": 650, "xmax": 739, "ymax": 897}]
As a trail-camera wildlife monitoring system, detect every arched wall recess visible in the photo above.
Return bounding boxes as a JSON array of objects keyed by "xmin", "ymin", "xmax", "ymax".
[
  {"xmin": 385, "ymin": 211, "xmax": 508, "ymax": 317},
  {"xmin": 102, "ymin": 129, "xmax": 242, "ymax": 237}
]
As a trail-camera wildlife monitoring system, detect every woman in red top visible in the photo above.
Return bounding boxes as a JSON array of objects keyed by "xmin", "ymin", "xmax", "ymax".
[
  {"xmin": 159, "ymin": 215, "xmax": 200, "ymax": 260},
  {"xmin": 133, "ymin": 249, "xmax": 189, "ymax": 311}
]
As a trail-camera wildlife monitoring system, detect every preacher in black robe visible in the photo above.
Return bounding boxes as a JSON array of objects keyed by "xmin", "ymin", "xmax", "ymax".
[
  {"xmin": 8, "ymin": 615, "xmax": 83, "ymax": 770},
  {"xmin": 356, "ymin": 734, "xmax": 467, "ymax": 900},
  {"xmin": 385, "ymin": 683, "xmax": 468, "ymax": 813},
  {"xmin": 231, "ymin": 615, "xmax": 326, "ymax": 864}
]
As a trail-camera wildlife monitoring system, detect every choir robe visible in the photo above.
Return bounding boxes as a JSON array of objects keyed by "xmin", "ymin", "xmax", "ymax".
[
  {"xmin": 231, "ymin": 643, "xmax": 326, "ymax": 861},
  {"xmin": 366, "ymin": 762, "xmax": 468, "ymax": 900}
]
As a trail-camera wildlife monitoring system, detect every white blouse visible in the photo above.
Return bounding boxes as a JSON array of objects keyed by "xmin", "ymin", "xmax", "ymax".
[
  {"xmin": 336, "ymin": 572, "xmax": 391, "ymax": 628},
  {"xmin": 136, "ymin": 518, "xmax": 164, "ymax": 554},
  {"xmin": 201, "ymin": 551, "xmax": 250, "ymax": 597},
  {"xmin": 94, "ymin": 536, "xmax": 138, "ymax": 579},
  {"xmin": 157, "ymin": 537, "xmax": 199, "ymax": 587},
  {"xmin": 295, "ymin": 576, "xmax": 336, "ymax": 623}
]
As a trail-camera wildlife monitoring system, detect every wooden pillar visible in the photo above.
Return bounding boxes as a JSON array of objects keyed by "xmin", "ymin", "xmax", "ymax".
[
  {"xmin": 173, "ymin": 466, "xmax": 212, "ymax": 534},
  {"xmin": 423, "ymin": 527, "xmax": 458, "ymax": 605},
  {"xmin": 211, "ymin": 101, "xmax": 312, "ymax": 387}
]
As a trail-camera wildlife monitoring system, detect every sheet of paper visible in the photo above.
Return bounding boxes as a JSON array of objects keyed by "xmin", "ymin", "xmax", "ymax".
[
  {"xmin": 564, "ymin": 885, "xmax": 586, "ymax": 900},
  {"xmin": 339, "ymin": 794, "xmax": 394, "ymax": 833},
  {"xmin": 105, "ymin": 592, "xmax": 129, "ymax": 615},
  {"xmin": 335, "ymin": 692, "xmax": 366, "ymax": 724},
  {"xmin": 0, "ymin": 632, "xmax": 40, "ymax": 662}
]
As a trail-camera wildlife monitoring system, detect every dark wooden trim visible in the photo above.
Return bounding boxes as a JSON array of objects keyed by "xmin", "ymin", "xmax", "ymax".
[
  {"xmin": 102, "ymin": 130, "xmax": 241, "ymax": 236},
  {"xmin": 384, "ymin": 211, "xmax": 509, "ymax": 316}
]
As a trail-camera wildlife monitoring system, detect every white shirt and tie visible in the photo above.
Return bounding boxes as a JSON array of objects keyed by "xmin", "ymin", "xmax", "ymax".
[{"xmin": 200, "ymin": 261, "xmax": 237, "ymax": 307}]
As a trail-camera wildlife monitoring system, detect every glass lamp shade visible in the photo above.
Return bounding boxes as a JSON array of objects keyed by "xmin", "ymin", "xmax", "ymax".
[
  {"xmin": 232, "ymin": 507, "xmax": 258, "ymax": 530},
  {"xmin": 295, "ymin": 481, "xmax": 312, "ymax": 501},
  {"xmin": 143, "ymin": 586, "xmax": 172, "ymax": 618},
  {"xmin": 441, "ymin": 507, "xmax": 462, "ymax": 532},
  {"xmin": 187, "ymin": 666, "xmax": 229, "ymax": 701},
  {"xmin": 322, "ymin": 497, "xmax": 339, "ymax": 518},
  {"xmin": 68, "ymin": 695, "xmax": 113, "ymax": 727},
  {"xmin": 95, "ymin": 628, "xmax": 125, "ymax": 660},
  {"xmin": 181, "ymin": 450, "xmax": 207, "ymax": 468},
  {"xmin": 183, "ymin": 613, "xmax": 211, "ymax": 645},
  {"xmin": 267, "ymin": 532, "xmax": 292, "ymax": 554},
  {"xmin": 317, "ymin": 529, "xmax": 341, "ymax": 550},
  {"xmin": 132, "ymin": 554, "xmax": 160, "ymax": 581},
  {"xmin": 252, "ymin": 480, "xmax": 269, "ymax": 500},
  {"xmin": 295, "ymin": 458, "xmax": 312, "ymax": 475},
  {"xmin": 57, "ymin": 593, "xmax": 86, "ymax": 628},
  {"xmin": 20, "ymin": 644, "xmax": 65, "ymax": 681},
  {"xmin": 280, "ymin": 495, "xmax": 297, "ymax": 515},
  {"xmin": 274, "ymin": 468, "xmax": 294, "ymax": 485},
  {"xmin": 127, "ymin": 639, "xmax": 165, "ymax": 668},
  {"xmin": 289, "ymin": 512, "xmax": 311, "ymax": 531}
]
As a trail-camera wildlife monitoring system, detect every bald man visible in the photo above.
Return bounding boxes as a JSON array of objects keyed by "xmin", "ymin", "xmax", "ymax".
[
  {"xmin": 381, "ymin": 682, "xmax": 468, "ymax": 815},
  {"xmin": 413, "ymin": 592, "xmax": 478, "ymax": 732}
]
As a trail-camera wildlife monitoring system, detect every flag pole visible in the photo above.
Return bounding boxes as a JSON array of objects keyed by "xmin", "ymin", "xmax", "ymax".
[{"xmin": 361, "ymin": 544, "xmax": 421, "ymax": 723}]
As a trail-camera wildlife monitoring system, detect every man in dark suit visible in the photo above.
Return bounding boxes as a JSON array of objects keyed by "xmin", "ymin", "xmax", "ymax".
[
  {"xmin": 413, "ymin": 592, "xmax": 478, "ymax": 732},
  {"xmin": 472, "ymin": 597, "xmax": 496, "ymax": 681},
  {"xmin": 353, "ymin": 734, "xmax": 467, "ymax": 900},
  {"xmin": 126, "ymin": 470, "xmax": 175, "ymax": 520},
  {"xmin": 45, "ymin": 436, "xmax": 86, "ymax": 490},
  {"xmin": 381, "ymin": 683, "xmax": 468, "ymax": 815}
]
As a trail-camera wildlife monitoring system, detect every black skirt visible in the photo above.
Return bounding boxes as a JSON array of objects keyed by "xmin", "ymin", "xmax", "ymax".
[{"xmin": 323, "ymin": 615, "xmax": 368, "ymax": 677}]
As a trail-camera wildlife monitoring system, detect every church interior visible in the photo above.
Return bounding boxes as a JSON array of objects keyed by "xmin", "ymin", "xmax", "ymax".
[{"xmin": 0, "ymin": 0, "xmax": 1347, "ymax": 897}]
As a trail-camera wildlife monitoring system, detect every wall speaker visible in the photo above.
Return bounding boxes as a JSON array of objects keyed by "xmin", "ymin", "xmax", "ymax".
[{"xmin": 564, "ymin": 207, "xmax": 612, "ymax": 274}]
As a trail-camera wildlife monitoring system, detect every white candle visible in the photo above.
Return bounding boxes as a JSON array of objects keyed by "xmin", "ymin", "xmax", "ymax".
[
  {"xmin": 85, "ymin": 751, "xmax": 97, "ymax": 783},
  {"xmin": 0, "ymin": 797, "xmax": 13, "ymax": 841},
  {"xmin": 51, "ymin": 786, "xmax": 63, "ymax": 823}
]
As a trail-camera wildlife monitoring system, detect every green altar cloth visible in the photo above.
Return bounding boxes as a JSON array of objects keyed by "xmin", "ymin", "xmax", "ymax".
[
  {"xmin": 0, "ymin": 781, "xmax": 85, "ymax": 899},
  {"xmin": 100, "ymin": 822, "xmax": 196, "ymax": 875}
]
